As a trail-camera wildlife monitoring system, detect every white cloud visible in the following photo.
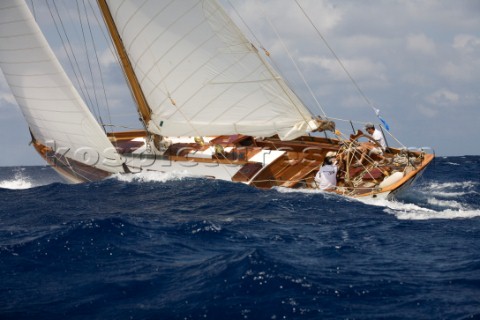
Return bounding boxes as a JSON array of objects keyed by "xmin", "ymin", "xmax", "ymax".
[
  {"xmin": 406, "ymin": 33, "xmax": 436, "ymax": 55},
  {"xmin": 99, "ymin": 48, "xmax": 118, "ymax": 66},
  {"xmin": 453, "ymin": 34, "xmax": 480, "ymax": 53},
  {"xmin": 425, "ymin": 89, "xmax": 459, "ymax": 107},
  {"xmin": 440, "ymin": 61, "xmax": 476, "ymax": 82},
  {"xmin": 299, "ymin": 56, "xmax": 387, "ymax": 83},
  {"xmin": 228, "ymin": 0, "xmax": 343, "ymax": 36},
  {"xmin": 417, "ymin": 104, "xmax": 438, "ymax": 118}
]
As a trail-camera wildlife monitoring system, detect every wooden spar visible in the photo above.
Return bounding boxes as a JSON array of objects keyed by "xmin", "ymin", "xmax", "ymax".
[{"xmin": 96, "ymin": 0, "xmax": 152, "ymax": 124}]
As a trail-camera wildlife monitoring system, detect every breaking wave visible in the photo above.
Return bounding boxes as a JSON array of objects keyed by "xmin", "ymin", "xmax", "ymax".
[
  {"xmin": 0, "ymin": 168, "xmax": 33, "ymax": 190},
  {"xmin": 359, "ymin": 177, "xmax": 480, "ymax": 220},
  {"xmin": 110, "ymin": 170, "xmax": 197, "ymax": 183}
]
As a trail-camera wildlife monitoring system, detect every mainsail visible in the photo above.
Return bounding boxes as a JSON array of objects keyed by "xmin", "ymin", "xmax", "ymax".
[
  {"xmin": 105, "ymin": 0, "xmax": 319, "ymax": 140},
  {"xmin": 0, "ymin": 0, "xmax": 124, "ymax": 173}
]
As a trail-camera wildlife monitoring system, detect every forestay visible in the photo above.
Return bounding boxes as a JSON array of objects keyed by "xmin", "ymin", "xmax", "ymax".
[
  {"xmin": 106, "ymin": 0, "xmax": 319, "ymax": 140},
  {"xmin": 0, "ymin": 0, "xmax": 124, "ymax": 172}
]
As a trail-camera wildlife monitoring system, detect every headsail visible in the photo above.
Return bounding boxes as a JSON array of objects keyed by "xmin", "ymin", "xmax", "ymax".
[
  {"xmin": 0, "ymin": 0, "xmax": 124, "ymax": 173},
  {"xmin": 105, "ymin": 0, "xmax": 319, "ymax": 140}
]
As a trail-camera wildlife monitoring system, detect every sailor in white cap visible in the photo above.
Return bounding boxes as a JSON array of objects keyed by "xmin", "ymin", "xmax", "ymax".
[
  {"xmin": 315, "ymin": 151, "xmax": 338, "ymax": 191},
  {"xmin": 356, "ymin": 123, "xmax": 387, "ymax": 165}
]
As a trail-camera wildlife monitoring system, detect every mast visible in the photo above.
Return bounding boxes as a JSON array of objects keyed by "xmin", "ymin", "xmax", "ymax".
[{"xmin": 96, "ymin": 0, "xmax": 152, "ymax": 124}]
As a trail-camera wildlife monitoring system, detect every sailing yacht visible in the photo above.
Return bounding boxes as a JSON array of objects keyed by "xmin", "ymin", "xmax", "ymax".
[{"xmin": 0, "ymin": 0, "xmax": 434, "ymax": 199}]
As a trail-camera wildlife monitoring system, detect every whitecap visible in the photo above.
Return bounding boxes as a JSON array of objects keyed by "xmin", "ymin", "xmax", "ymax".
[
  {"xmin": 426, "ymin": 198, "xmax": 467, "ymax": 209},
  {"xmin": 389, "ymin": 208, "xmax": 480, "ymax": 220},
  {"xmin": 359, "ymin": 197, "xmax": 436, "ymax": 213},
  {"xmin": 445, "ymin": 162, "xmax": 460, "ymax": 166},
  {"xmin": 420, "ymin": 181, "xmax": 478, "ymax": 198},
  {"xmin": 359, "ymin": 196, "xmax": 480, "ymax": 220},
  {"xmin": 273, "ymin": 186, "xmax": 324, "ymax": 195},
  {"xmin": 110, "ymin": 170, "xmax": 197, "ymax": 183},
  {"xmin": 427, "ymin": 191, "xmax": 468, "ymax": 198},
  {"xmin": 0, "ymin": 169, "xmax": 33, "ymax": 190},
  {"xmin": 0, "ymin": 178, "xmax": 33, "ymax": 190},
  {"xmin": 427, "ymin": 181, "xmax": 477, "ymax": 190}
]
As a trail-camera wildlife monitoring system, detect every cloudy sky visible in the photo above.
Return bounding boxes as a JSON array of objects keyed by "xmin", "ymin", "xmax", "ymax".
[{"xmin": 1, "ymin": 0, "xmax": 479, "ymax": 166}]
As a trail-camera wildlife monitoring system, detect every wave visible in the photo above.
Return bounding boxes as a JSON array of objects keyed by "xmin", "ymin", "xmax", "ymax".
[
  {"xmin": 0, "ymin": 177, "xmax": 33, "ymax": 190},
  {"xmin": 426, "ymin": 197, "xmax": 466, "ymax": 209},
  {"xmin": 0, "ymin": 168, "xmax": 201, "ymax": 190},
  {"xmin": 387, "ymin": 208, "xmax": 480, "ymax": 220},
  {"xmin": 359, "ymin": 197, "xmax": 480, "ymax": 220},
  {"xmin": 110, "ymin": 170, "xmax": 200, "ymax": 183},
  {"xmin": 0, "ymin": 166, "xmax": 66, "ymax": 190},
  {"xmin": 0, "ymin": 168, "xmax": 33, "ymax": 190},
  {"xmin": 445, "ymin": 161, "xmax": 460, "ymax": 166},
  {"xmin": 425, "ymin": 181, "xmax": 478, "ymax": 194},
  {"xmin": 427, "ymin": 181, "xmax": 477, "ymax": 188}
]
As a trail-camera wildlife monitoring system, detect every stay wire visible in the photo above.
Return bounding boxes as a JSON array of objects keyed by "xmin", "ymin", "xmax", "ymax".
[
  {"xmin": 46, "ymin": 0, "xmax": 97, "ymax": 118},
  {"xmin": 82, "ymin": 0, "xmax": 114, "ymax": 131},
  {"xmin": 261, "ymin": 8, "xmax": 327, "ymax": 118},
  {"xmin": 227, "ymin": 0, "xmax": 327, "ymax": 119},
  {"xmin": 294, "ymin": 0, "xmax": 377, "ymax": 115},
  {"xmin": 76, "ymin": 0, "xmax": 103, "ymax": 124}
]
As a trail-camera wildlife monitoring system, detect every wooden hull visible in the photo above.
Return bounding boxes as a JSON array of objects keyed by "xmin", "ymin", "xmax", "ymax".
[{"xmin": 32, "ymin": 131, "xmax": 434, "ymax": 199}]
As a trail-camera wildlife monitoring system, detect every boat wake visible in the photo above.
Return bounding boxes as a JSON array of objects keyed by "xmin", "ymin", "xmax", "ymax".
[{"xmin": 360, "ymin": 180, "xmax": 480, "ymax": 220}]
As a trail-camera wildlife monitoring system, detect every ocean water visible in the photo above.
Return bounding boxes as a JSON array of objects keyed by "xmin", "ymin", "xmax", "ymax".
[{"xmin": 0, "ymin": 156, "xmax": 479, "ymax": 319}]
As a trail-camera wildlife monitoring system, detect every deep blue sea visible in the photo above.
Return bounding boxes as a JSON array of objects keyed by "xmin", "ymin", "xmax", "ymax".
[{"xmin": 1, "ymin": 156, "xmax": 479, "ymax": 319}]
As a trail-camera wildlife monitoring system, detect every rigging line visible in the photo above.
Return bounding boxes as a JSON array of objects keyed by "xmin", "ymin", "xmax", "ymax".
[
  {"xmin": 380, "ymin": 124, "xmax": 406, "ymax": 148},
  {"xmin": 87, "ymin": 0, "xmax": 139, "ymax": 126},
  {"xmin": 89, "ymin": 0, "xmax": 148, "ymax": 131},
  {"xmin": 225, "ymin": 0, "xmax": 262, "ymax": 46},
  {"xmin": 227, "ymin": 0, "xmax": 326, "ymax": 120},
  {"xmin": 329, "ymin": 115, "xmax": 406, "ymax": 148},
  {"xmin": 87, "ymin": 1, "xmax": 121, "ymax": 66},
  {"xmin": 261, "ymin": 8, "xmax": 327, "ymax": 119},
  {"xmin": 227, "ymin": 11, "xmax": 316, "ymax": 131},
  {"xmin": 294, "ymin": 0, "xmax": 377, "ymax": 114},
  {"xmin": 76, "ymin": 0, "xmax": 102, "ymax": 125},
  {"xmin": 49, "ymin": 1, "xmax": 94, "ymax": 109},
  {"xmin": 46, "ymin": 0, "xmax": 97, "ymax": 118},
  {"xmin": 83, "ymin": 0, "xmax": 114, "ymax": 131}
]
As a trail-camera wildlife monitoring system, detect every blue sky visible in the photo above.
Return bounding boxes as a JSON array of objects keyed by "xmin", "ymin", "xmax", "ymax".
[{"xmin": 1, "ymin": 0, "xmax": 479, "ymax": 166}]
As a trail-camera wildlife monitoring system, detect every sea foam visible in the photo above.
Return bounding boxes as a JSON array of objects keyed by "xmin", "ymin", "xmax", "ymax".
[
  {"xmin": 0, "ymin": 178, "xmax": 33, "ymax": 190},
  {"xmin": 111, "ymin": 170, "xmax": 197, "ymax": 183},
  {"xmin": 0, "ymin": 169, "xmax": 33, "ymax": 190}
]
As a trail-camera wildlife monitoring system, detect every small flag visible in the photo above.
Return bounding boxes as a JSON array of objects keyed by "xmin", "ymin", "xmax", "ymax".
[
  {"xmin": 379, "ymin": 116, "xmax": 390, "ymax": 131},
  {"xmin": 374, "ymin": 107, "xmax": 390, "ymax": 131}
]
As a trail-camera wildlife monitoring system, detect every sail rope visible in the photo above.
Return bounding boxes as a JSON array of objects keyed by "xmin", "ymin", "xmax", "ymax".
[
  {"xmin": 75, "ymin": 0, "xmax": 102, "ymax": 126},
  {"xmin": 328, "ymin": 116, "xmax": 407, "ymax": 149},
  {"xmin": 260, "ymin": 9, "xmax": 327, "ymax": 119},
  {"xmin": 79, "ymin": 0, "xmax": 114, "ymax": 132},
  {"xmin": 43, "ymin": 0, "xmax": 135, "ymax": 136},
  {"xmin": 85, "ymin": 0, "xmax": 147, "ymax": 133},
  {"xmin": 294, "ymin": 0, "xmax": 391, "ymax": 130},
  {"xmin": 46, "ymin": 0, "xmax": 100, "ymax": 120},
  {"xmin": 225, "ymin": 0, "xmax": 325, "ymax": 130}
]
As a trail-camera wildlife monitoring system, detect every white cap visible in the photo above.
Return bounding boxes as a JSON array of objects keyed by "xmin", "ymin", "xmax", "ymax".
[{"xmin": 326, "ymin": 151, "xmax": 336, "ymax": 158}]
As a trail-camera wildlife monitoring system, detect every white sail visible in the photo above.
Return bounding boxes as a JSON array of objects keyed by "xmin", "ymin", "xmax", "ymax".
[
  {"xmin": 106, "ymin": 0, "xmax": 319, "ymax": 140},
  {"xmin": 0, "ymin": 0, "xmax": 124, "ymax": 172}
]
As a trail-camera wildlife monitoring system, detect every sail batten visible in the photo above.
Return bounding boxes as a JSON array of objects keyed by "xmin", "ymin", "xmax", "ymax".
[
  {"xmin": 0, "ymin": 0, "xmax": 124, "ymax": 173},
  {"xmin": 106, "ymin": 0, "xmax": 317, "ymax": 140}
]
